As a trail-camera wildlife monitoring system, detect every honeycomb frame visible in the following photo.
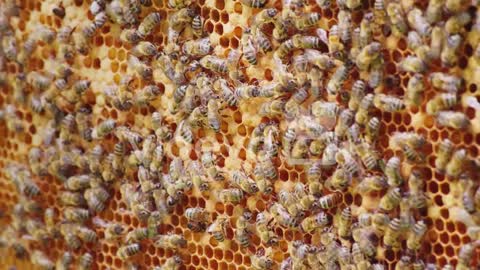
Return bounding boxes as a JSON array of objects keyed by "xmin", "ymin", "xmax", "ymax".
[{"xmin": 0, "ymin": 0, "xmax": 479, "ymax": 269}]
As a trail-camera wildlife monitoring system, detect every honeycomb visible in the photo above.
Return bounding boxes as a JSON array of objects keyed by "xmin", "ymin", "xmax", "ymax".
[{"xmin": 0, "ymin": 0, "xmax": 479, "ymax": 269}]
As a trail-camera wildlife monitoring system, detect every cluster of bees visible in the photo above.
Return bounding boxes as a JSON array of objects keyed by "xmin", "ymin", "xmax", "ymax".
[{"xmin": 0, "ymin": 0, "xmax": 479, "ymax": 269}]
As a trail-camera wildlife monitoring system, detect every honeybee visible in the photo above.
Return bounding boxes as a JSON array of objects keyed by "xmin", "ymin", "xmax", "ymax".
[
  {"xmin": 407, "ymin": 8, "xmax": 431, "ymax": 37},
  {"xmin": 426, "ymin": 93, "xmax": 457, "ymax": 115},
  {"xmin": 154, "ymin": 233, "xmax": 187, "ymax": 250},
  {"xmin": 368, "ymin": 209, "xmax": 389, "ymax": 233},
  {"xmin": 105, "ymin": 223, "xmax": 125, "ymax": 241},
  {"xmin": 324, "ymin": 167, "xmax": 349, "ymax": 191},
  {"xmin": 186, "ymin": 161, "xmax": 208, "ymax": 192},
  {"xmin": 241, "ymin": 30, "xmax": 258, "ymax": 65},
  {"xmin": 445, "ymin": 149, "xmax": 467, "ymax": 178},
  {"xmin": 407, "ymin": 32, "xmax": 434, "ymax": 64},
  {"xmin": 255, "ymin": 212, "xmax": 278, "ymax": 245},
  {"xmin": 317, "ymin": 192, "xmax": 342, "ymax": 209},
  {"xmin": 404, "ymin": 145, "xmax": 425, "ymax": 164},
  {"xmin": 192, "ymin": 15, "xmax": 204, "ymax": 38},
  {"xmin": 278, "ymin": 190, "xmax": 304, "ymax": 218},
  {"xmin": 356, "ymin": 42, "xmax": 381, "ymax": 71},
  {"xmin": 383, "ymin": 218, "xmax": 402, "ymax": 248},
  {"xmin": 337, "ymin": 10, "xmax": 352, "ymax": 43},
  {"xmin": 120, "ymin": 28, "xmax": 140, "ymax": 44},
  {"xmin": 147, "ymin": 208, "xmax": 163, "ymax": 238},
  {"xmin": 300, "ymin": 212, "xmax": 328, "ymax": 233},
  {"xmin": 44, "ymin": 207, "xmax": 58, "ymax": 236},
  {"xmin": 28, "ymin": 147, "xmax": 46, "ymax": 176},
  {"xmin": 405, "ymin": 74, "xmax": 425, "ymax": 107},
  {"xmin": 207, "ymin": 214, "xmax": 229, "ymax": 242},
  {"xmin": 63, "ymin": 207, "xmax": 90, "ymax": 223},
  {"xmin": 137, "ymin": 12, "xmax": 162, "ymax": 39},
  {"xmin": 91, "ymin": 118, "xmax": 116, "ymax": 140},
  {"xmin": 200, "ymin": 55, "xmax": 228, "ymax": 73},
  {"xmin": 355, "ymin": 94, "xmax": 374, "ymax": 125},
  {"xmin": 315, "ymin": 0, "xmax": 331, "ymax": 8},
  {"xmin": 72, "ymin": 31, "xmax": 90, "ymax": 55},
  {"xmin": 379, "ymin": 188, "xmax": 402, "ymax": 212},
  {"xmin": 445, "ymin": 0, "xmax": 470, "ymax": 13},
  {"xmin": 425, "ymin": 0, "xmax": 444, "ymax": 24},
  {"xmin": 429, "ymin": 72, "xmax": 463, "ymax": 92},
  {"xmin": 239, "ymin": 0, "xmax": 267, "ymax": 8},
  {"xmin": 302, "ymin": 50, "xmax": 334, "ymax": 72},
  {"xmin": 384, "ymin": 156, "xmax": 402, "ymax": 187},
  {"xmin": 327, "ymin": 24, "xmax": 345, "ymax": 59},
  {"xmin": 445, "ymin": 12, "xmax": 471, "ymax": 34},
  {"xmin": 359, "ymin": 13, "xmax": 374, "ymax": 48},
  {"xmin": 84, "ymin": 187, "xmax": 108, "ymax": 213},
  {"xmin": 31, "ymin": 250, "xmax": 55, "ymax": 270},
  {"xmin": 234, "ymin": 211, "xmax": 252, "ymax": 246},
  {"xmin": 311, "ymin": 101, "xmax": 338, "ymax": 120},
  {"xmin": 346, "ymin": 80, "xmax": 365, "ymax": 111},
  {"xmin": 206, "ymin": 99, "xmax": 221, "ymax": 132},
  {"xmin": 405, "ymin": 220, "xmax": 427, "ymax": 252},
  {"xmin": 56, "ymin": 252, "xmax": 73, "ymax": 270},
  {"xmin": 117, "ymin": 243, "xmax": 141, "ymax": 260},
  {"xmin": 441, "ymin": 34, "xmax": 463, "ymax": 67},
  {"xmin": 430, "ymin": 26, "xmax": 444, "ymax": 59},
  {"xmin": 185, "ymin": 207, "xmax": 209, "ymax": 223},
  {"xmin": 259, "ymin": 99, "xmax": 285, "ymax": 117},
  {"xmin": 158, "ymin": 255, "xmax": 183, "ymax": 270},
  {"xmin": 168, "ymin": 0, "xmax": 192, "ymax": 9},
  {"xmin": 373, "ymin": 93, "xmax": 405, "ymax": 112},
  {"xmin": 87, "ymin": 145, "xmax": 103, "ymax": 175},
  {"xmin": 282, "ymin": 127, "xmax": 296, "ymax": 154},
  {"xmin": 183, "ymin": 38, "xmax": 211, "ymax": 57},
  {"xmin": 412, "ymin": 259, "xmax": 426, "ymax": 270},
  {"xmin": 458, "ymin": 243, "xmax": 475, "ymax": 267},
  {"xmin": 132, "ymin": 41, "xmax": 157, "ymax": 57},
  {"xmin": 355, "ymin": 142, "xmax": 380, "ymax": 170},
  {"xmin": 128, "ymin": 55, "xmax": 153, "ymax": 80},
  {"xmin": 214, "ymin": 79, "xmax": 238, "ymax": 107},
  {"xmin": 59, "ymin": 191, "xmax": 86, "ymax": 206},
  {"xmin": 270, "ymin": 203, "xmax": 298, "ymax": 228},
  {"xmin": 287, "ymin": 136, "xmax": 309, "ymax": 160},
  {"xmin": 218, "ymin": 188, "xmax": 244, "ymax": 204},
  {"xmin": 176, "ymin": 120, "xmax": 193, "ymax": 143},
  {"xmin": 436, "ymin": 111, "xmax": 469, "ymax": 129},
  {"xmin": 74, "ymin": 225, "xmax": 97, "ymax": 243},
  {"xmin": 134, "ymin": 85, "xmax": 161, "ymax": 107},
  {"xmin": 81, "ymin": 21, "xmax": 98, "ymax": 40},
  {"xmin": 292, "ymin": 34, "xmax": 323, "ymax": 50},
  {"xmin": 400, "ymin": 55, "xmax": 426, "ymax": 73},
  {"xmin": 62, "ymin": 230, "xmax": 82, "ymax": 250},
  {"xmin": 368, "ymin": 59, "xmax": 384, "ymax": 88},
  {"xmin": 232, "ymin": 170, "xmax": 259, "ymax": 194},
  {"xmin": 64, "ymin": 174, "xmax": 91, "ymax": 191},
  {"xmin": 126, "ymin": 228, "xmax": 148, "ymax": 243},
  {"xmin": 435, "ymin": 139, "xmax": 454, "ymax": 172},
  {"xmin": 251, "ymin": 248, "xmax": 273, "ymax": 270},
  {"xmin": 364, "ymin": 117, "xmax": 380, "ymax": 144},
  {"xmin": 294, "ymin": 12, "xmax": 321, "ymax": 31},
  {"xmin": 390, "ymin": 132, "xmax": 426, "ymax": 149},
  {"xmin": 352, "ymin": 242, "xmax": 372, "ymax": 269},
  {"xmin": 386, "ymin": 3, "xmax": 407, "ymax": 37},
  {"xmin": 154, "ymin": 53, "xmax": 179, "ymax": 84},
  {"xmin": 27, "ymin": 72, "xmax": 52, "ymax": 91},
  {"xmin": 1, "ymin": 33, "xmax": 17, "ymax": 61},
  {"xmin": 284, "ymin": 87, "xmax": 308, "ymax": 118},
  {"xmin": 273, "ymin": 39, "xmax": 293, "ymax": 60}
]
